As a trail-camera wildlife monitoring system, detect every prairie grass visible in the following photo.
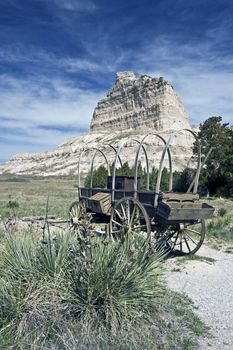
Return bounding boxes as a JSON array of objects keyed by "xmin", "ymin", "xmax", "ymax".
[
  {"xmin": 204, "ymin": 198, "xmax": 233, "ymax": 247},
  {"xmin": 0, "ymin": 174, "xmax": 77, "ymax": 219},
  {"xmin": 0, "ymin": 230, "xmax": 207, "ymax": 349},
  {"xmin": 0, "ymin": 174, "xmax": 209, "ymax": 349}
]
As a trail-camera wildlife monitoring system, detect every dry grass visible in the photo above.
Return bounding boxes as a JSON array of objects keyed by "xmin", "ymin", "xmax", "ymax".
[
  {"xmin": 0, "ymin": 230, "xmax": 207, "ymax": 350},
  {"xmin": 0, "ymin": 174, "xmax": 77, "ymax": 219},
  {"xmin": 203, "ymin": 197, "xmax": 233, "ymax": 251}
]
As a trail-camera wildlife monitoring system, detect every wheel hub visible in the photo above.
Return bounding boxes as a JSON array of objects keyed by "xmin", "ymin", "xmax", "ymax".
[
  {"xmin": 179, "ymin": 223, "xmax": 185, "ymax": 231},
  {"xmin": 72, "ymin": 217, "xmax": 79, "ymax": 225}
]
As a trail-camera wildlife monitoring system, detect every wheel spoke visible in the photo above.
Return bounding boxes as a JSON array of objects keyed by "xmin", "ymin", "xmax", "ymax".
[
  {"xmin": 120, "ymin": 204, "xmax": 127, "ymax": 220},
  {"xmin": 127, "ymin": 201, "xmax": 130, "ymax": 225},
  {"xmin": 133, "ymin": 224, "xmax": 146, "ymax": 230},
  {"xmin": 172, "ymin": 232, "xmax": 180, "ymax": 249},
  {"xmin": 172, "ymin": 233, "xmax": 179, "ymax": 246},
  {"xmin": 179, "ymin": 233, "xmax": 182, "ymax": 251},
  {"xmin": 183, "ymin": 235, "xmax": 191, "ymax": 252},
  {"xmin": 129, "ymin": 205, "xmax": 136, "ymax": 227},
  {"xmin": 111, "ymin": 219, "xmax": 123, "ymax": 227},
  {"xmin": 186, "ymin": 227, "xmax": 201, "ymax": 235},
  {"xmin": 184, "ymin": 230, "xmax": 198, "ymax": 245},
  {"xmin": 115, "ymin": 209, "xmax": 123, "ymax": 220},
  {"xmin": 111, "ymin": 229, "xmax": 122, "ymax": 234}
]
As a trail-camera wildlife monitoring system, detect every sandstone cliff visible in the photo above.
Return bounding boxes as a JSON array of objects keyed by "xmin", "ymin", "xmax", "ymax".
[
  {"xmin": 0, "ymin": 72, "xmax": 195, "ymax": 177},
  {"xmin": 90, "ymin": 72, "xmax": 190, "ymax": 132}
]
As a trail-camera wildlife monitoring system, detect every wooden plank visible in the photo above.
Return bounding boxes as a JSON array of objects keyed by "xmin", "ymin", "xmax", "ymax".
[
  {"xmin": 89, "ymin": 192, "xmax": 110, "ymax": 201},
  {"xmin": 159, "ymin": 192, "xmax": 199, "ymax": 202},
  {"xmin": 88, "ymin": 192, "xmax": 111, "ymax": 214}
]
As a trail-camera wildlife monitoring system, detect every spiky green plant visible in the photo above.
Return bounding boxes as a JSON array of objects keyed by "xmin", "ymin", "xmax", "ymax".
[
  {"xmin": 60, "ymin": 235, "xmax": 164, "ymax": 330},
  {"xmin": 0, "ymin": 231, "xmax": 205, "ymax": 349}
]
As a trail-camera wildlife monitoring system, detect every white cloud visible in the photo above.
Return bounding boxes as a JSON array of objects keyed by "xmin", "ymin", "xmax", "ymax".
[
  {"xmin": 133, "ymin": 36, "xmax": 233, "ymax": 125},
  {"xmin": 0, "ymin": 46, "xmax": 119, "ymax": 74},
  {"xmin": 44, "ymin": 0, "xmax": 97, "ymax": 12},
  {"xmin": 1, "ymin": 31, "xmax": 233, "ymax": 163},
  {"xmin": 171, "ymin": 70, "xmax": 233, "ymax": 125},
  {"xmin": 0, "ymin": 74, "xmax": 104, "ymax": 162},
  {"xmin": 62, "ymin": 58, "xmax": 105, "ymax": 73},
  {"xmin": 0, "ymin": 74, "xmax": 103, "ymax": 128}
]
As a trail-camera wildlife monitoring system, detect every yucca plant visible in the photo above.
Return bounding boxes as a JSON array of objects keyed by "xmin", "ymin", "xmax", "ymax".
[
  {"xmin": 0, "ymin": 231, "xmax": 75, "ymax": 281},
  {"xmin": 0, "ymin": 231, "xmax": 165, "ymax": 348},
  {"xmin": 60, "ymin": 234, "xmax": 164, "ymax": 331},
  {"xmin": 0, "ymin": 234, "xmax": 39, "ymax": 281},
  {"xmin": 37, "ymin": 231, "xmax": 75, "ymax": 277}
]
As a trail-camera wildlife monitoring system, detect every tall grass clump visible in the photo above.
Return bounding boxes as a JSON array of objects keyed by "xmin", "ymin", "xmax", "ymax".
[
  {"xmin": 207, "ymin": 210, "xmax": 233, "ymax": 243},
  {"xmin": 217, "ymin": 207, "xmax": 227, "ymax": 217},
  {"xmin": 62, "ymin": 235, "xmax": 164, "ymax": 330},
  {"xmin": 0, "ymin": 232, "xmax": 168, "ymax": 349}
]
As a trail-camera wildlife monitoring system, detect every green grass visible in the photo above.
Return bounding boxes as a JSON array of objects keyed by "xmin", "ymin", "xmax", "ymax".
[
  {"xmin": 0, "ymin": 174, "xmax": 212, "ymax": 349},
  {"xmin": 0, "ymin": 174, "xmax": 77, "ymax": 219},
  {"xmin": 204, "ymin": 198, "xmax": 233, "ymax": 247},
  {"xmin": 175, "ymin": 254, "xmax": 216, "ymax": 265},
  {"xmin": 0, "ymin": 230, "xmax": 207, "ymax": 350}
]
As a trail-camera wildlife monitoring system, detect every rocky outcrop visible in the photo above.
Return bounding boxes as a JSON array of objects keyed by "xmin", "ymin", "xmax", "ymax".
[
  {"xmin": 0, "ymin": 72, "xmax": 195, "ymax": 177},
  {"xmin": 90, "ymin": 72, "xmax": 190, "ymax": 132},
  {"xmin": 0, "ymin": 130, "xmax": 195, "ymax": 177}
]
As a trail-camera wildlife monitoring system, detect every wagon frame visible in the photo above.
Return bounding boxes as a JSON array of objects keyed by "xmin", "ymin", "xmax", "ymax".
[{"xmin": 68, "ymin": 128, "xmax": 214, "ymax": 255}]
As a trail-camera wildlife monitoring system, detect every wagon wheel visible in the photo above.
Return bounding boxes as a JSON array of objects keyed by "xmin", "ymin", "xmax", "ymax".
[
  {"xmin": 162, "ymin": 220, "xmax": 205, "ymax": 255},
  {"xmin": 109, "ymin": 197, "xmax": 151, "ymax": 241},
  {"xmin": 68, "ymin": 200, "xmax": 87, "ymax": 236}
]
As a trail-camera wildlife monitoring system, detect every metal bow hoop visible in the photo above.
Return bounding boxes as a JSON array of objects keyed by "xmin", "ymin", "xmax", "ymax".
[
  {"xmin": 77, "ymin": 144, "xmax": 123, "ymax": 196},
  {"xmin": 105, "ymin": 143, "xmax": 123, "ymax": 168},
  {"xmin": 90, "ymin": 148, "xmax": 110, "ymax": 192},
  {"xmin": 154, "ymin": 128, "xmax": 201, "ymax": 206},
  {"xmin": 77, "ymin": 148, "xmax": 88, "ymax": 197},
  {"xmin": 134, "ymin": 133, "xmax": 173, "ymax": 196},
  {"xmin": 77, "ymin": 147, "xmax": 109, "ymax": 196},
  {"xmin": 111, "ymin": 138, "xmax": 149, "ymax": 202}
]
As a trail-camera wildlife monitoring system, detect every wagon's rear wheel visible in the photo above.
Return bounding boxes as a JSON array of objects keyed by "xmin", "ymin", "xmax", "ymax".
[
  {"xmin": 68, "ymin": 200, "xmax": 86, "ymax": 236},
  {"xmin": 109, "ymin": 197, "xmax": 151, "ymax": 241},
  {"xmin": 168, "ymin": 220, "xmax": 205, "ymax": 255}
]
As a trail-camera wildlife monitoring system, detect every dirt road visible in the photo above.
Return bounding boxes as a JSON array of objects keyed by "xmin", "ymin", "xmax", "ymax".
[{"xmin": 164, "ymin": 245, "xmax": 233, "ymax": 349}]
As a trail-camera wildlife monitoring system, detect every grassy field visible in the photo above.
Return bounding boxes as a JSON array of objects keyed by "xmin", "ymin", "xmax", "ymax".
[
  {"xmin": 0, "ymin": 174, "xmax": 212, "ymax": 349},
  {"xmin": 0, "ymin": 229, "xmax": 209, "ymax": 350},
  {"xmin": 204, "ymin": 197, "xmax": 233, "ymax": 252},
  {"xmin": 0, "ymin": 174, "xmax": 77, "ymax": 219}
]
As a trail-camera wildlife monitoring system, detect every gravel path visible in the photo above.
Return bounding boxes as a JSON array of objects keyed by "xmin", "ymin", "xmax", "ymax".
[{"xmin": 164, "ymin": 245, "xmax": 233, "ymax": 349}]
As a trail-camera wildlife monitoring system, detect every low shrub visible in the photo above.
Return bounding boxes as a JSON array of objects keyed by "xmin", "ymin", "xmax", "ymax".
[
  {"xmin": 217, "ymin": 207, "xmax": 227, "ymax": 217},
  {"xmin": 207, "ymin": 214, "xmax": 233, "ymax": 242},
  {"xmin": 0, "ymin": 230, "xmax": 207, "ymax": 349},
  {"xmin": 0, "ymin": 232, "xmax": 168, "ymax": 348}
]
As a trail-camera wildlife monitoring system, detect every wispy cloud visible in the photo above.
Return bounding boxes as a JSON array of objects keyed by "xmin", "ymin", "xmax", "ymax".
[
  {"xmin": 0, "ymin": 0, "xmax": 232, "ymax": 164},
  {"xmin": 0, "ymin": 74, "xmax": 103, "ymax": 126},
  {"xmin": 50, "ymin": 0, "xmax": 97, "ymax": 12},
  {"xmin": 129, "ymin": 35, "xmax": 233, "ymax": 124},
  {"xmin": 0, "ymin": 74, "xmax": 104, "ymax": 162},
  {"xmin": 0, "ymin": 45, "xmax": 120, "ymax": 74}
]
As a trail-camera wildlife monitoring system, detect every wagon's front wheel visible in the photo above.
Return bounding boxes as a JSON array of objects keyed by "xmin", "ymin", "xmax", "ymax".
[
  {"xmin": 109, "ymin": 197, "xmax": 151, "ymax": 241},
  {"xmin": 169, "ymin": 219, "xmax": 205, "ymax": 255},
  {"xmin": 68, "ymin": 200, "xmax": 86, "ymax": 236}
]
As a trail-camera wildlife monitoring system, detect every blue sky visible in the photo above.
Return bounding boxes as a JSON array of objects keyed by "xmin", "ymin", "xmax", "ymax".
[{"xmin": 0, "ymin": 0, "xmax": 233, "ymax": 163}]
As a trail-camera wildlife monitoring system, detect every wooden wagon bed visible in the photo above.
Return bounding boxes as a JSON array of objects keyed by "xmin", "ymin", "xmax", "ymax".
[{"xmin": 80, "ymin": 186, "xmax": 214, "ymax": 223}]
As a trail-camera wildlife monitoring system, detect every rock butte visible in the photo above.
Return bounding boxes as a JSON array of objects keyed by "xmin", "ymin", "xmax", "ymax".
[
  {"xmin": 90, "ymin": 71, "xmax": 190, "ymax": 132},
  {"xmin": 0, "ymin": 71, "xmax": 196, "ymax": 177}
]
